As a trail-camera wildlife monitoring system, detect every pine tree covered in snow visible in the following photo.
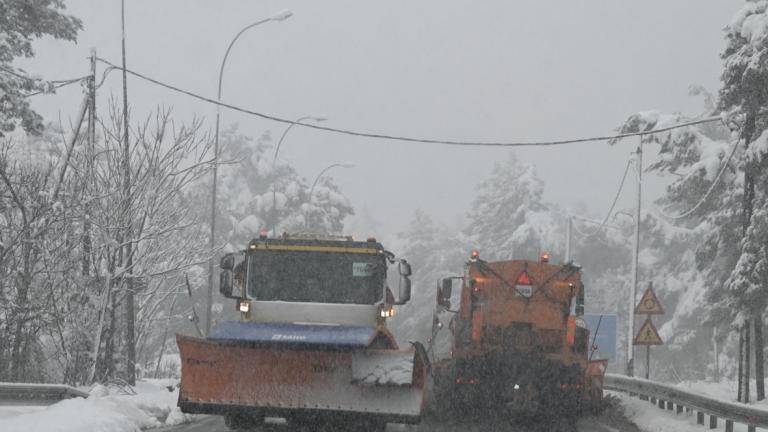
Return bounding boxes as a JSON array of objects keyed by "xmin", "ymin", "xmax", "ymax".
[
  {"xmin": 393, "ymin": 155, "xmax": 571, "ymax": 348},
  {"xmin": 389, "ymin": 210, "xmax": 465, "ymax": 345},
  {"xmin": 610, "ymin": 109, "xmax": 741, "ymax": 380},
  {"xmin": 719, "ymin": 0, "xmax": 768, "ymax": 398},
  {"xmin": 190, "ymin": 125, "xmax": 354, "ymax": 255},
  {"xmin": 464, "ymin": 153, "xmax": 560, "ymax": 261}
]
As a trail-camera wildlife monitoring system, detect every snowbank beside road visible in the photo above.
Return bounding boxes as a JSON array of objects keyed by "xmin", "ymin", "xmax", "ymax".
[
  {"xmin": 613, "ymin": 382, "xmax": 768, "ymax": 432},
  {"xmin": 0, "ymin": 379, "xmax": 195, "ymax": 432},
  {"xmin": 676, "ymin": 379, "xmax": 768, "ymax": 409}
]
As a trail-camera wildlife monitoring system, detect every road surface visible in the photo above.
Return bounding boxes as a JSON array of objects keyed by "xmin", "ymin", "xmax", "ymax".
[{"xmin": 157, "ymin": 412, "xmax": 641, "ymax": 432}]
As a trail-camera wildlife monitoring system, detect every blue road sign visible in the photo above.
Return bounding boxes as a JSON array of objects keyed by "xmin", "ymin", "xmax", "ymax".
[{"xmin": 584, "ymin": 314, "xmax": 617, "ymax": 364}]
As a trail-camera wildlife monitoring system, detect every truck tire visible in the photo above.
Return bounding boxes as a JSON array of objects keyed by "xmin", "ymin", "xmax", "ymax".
[{"xmin": 224, "ymin": 413, "xmax": 263, "ymax": 430}]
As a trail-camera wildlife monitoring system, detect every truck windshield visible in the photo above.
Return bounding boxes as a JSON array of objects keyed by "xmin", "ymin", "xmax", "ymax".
[{"xmin": 246, "ymin": 250, "xmax": 385, "ymax": 304}]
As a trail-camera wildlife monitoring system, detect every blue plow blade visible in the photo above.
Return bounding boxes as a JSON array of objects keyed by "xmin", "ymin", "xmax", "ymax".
[{"xmin": 208, "ymin": 321, "xmax": 377, "ymax": 347}]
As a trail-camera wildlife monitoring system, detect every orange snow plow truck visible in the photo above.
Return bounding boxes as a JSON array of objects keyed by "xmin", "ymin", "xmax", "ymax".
[
  {"xmin": 428, "ymin": 251, "xmax": 607, "ymax": 418},
  {"xmin": 177, "ymin": 234, "xmax": 427, "ymax": 431}
]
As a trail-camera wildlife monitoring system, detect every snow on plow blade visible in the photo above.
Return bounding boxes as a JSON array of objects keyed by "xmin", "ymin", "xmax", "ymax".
[{"xmin": 176, "ymin": 334, "xmax": 427, "ymax": 423}]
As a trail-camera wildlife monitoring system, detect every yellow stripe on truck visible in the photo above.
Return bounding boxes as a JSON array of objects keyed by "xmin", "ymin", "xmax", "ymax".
[{"xmin": 250, "ymin": 244, "xmax": 381, "ymax": 254}]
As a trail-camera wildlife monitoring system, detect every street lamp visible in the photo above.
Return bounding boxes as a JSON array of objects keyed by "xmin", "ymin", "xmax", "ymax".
[
  {"xmin": 270, "ymin": 115, "xmax": 327, "ymax": 236},
  {"xmin": 206, "ymin": 10, "xmax": 292, "ymax": 336},
  {"xmin": 272, "ymin": 115, "xmax": 328, "ymax": 164},
  {"xmin": 305, "ymin": 163, "xmax": 354, "ymax": 230}
]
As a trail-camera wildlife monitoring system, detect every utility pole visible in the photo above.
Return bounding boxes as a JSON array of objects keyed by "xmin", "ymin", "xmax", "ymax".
[
  {"xmin": 627, "ymin": 136, "xmax": 643, "ymax": 377},
  {"xmin": 714, "ymin": 326, "xmax": 720, "ymax": 383},
  {"xmin": 120, "ymin": 0, "xmax": 135, "ymax": 386},
  {"xmin": 83, "ymin": 49, "xmax": 96, "ymax": 276},
  {"xmin": 565, "ymin": 216, "xmax": 572, "ymax": 263}
]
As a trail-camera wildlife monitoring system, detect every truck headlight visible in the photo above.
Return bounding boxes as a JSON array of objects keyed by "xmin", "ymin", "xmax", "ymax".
[
  {"xmin": 380, "ymin": 307, "xmax": 395, "ymax": 318},
  {"xmin": 238, "ymin": 301, "xmax": 250, "ymax": 313}
]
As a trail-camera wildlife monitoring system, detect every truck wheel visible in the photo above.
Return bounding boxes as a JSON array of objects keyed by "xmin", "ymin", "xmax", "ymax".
[
  {"xmin": 315, "ymin": 419, "xmax": 386, "ymax": 432},
  {"xmin": 364, "ymin": 421, "xmax": 387, "ymax": 432},
  {"xmin": 224, "ymin": 413, "xmax": 262, "ymax": 430}
]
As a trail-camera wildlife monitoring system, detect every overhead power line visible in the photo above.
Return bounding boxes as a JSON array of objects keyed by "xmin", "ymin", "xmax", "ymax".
[
  {"xmin": 95, "ymin": 57, "xmax": 724, "ymax": 148},
  {"xmin": 0, "ymin": 64, "xmax": 90, "ymax": 96},
  {"xmin": 653, "ymin": 136, "xmax": 741, "ymax": 220},
  {"xmin": 571, "ymin": 158, "xmax": 633, "ymax": 237}
]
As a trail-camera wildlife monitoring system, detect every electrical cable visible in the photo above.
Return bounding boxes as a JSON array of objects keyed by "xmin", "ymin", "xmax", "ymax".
[
  {"xmin": 0, "ymin": 64, "xmax": 89, "ymax": 84},
  {"xmin": 652, "ymin": 136, "xmax": 741, "ymax": 220},
  {"xmin": 0, "ymin": 64, "xmax": 90, "ymax": 96},
  {"xmin": 571, "ymin": 158, "xmax": 633, "ymax": 238},
  {"xmin": 95, "ymin": 57, "xmax": 725, "ymax": 148}
]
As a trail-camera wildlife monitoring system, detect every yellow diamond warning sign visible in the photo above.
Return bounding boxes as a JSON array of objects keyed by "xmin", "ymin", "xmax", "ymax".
[
  {"xmin": 634, "ymin": 317, "xmax": 663, "ymax": 346},
  {"xmin": 635, "ymin": 284, "xmax": 664, "ymax": 315}
]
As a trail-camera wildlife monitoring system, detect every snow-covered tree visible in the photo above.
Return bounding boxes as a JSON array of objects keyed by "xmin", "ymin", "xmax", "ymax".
[
  {"xmin": 191, "ymin": 125, "xmax": 355, "ymax": 254},
  {"xmin": 718, "ymin": 1, "xmax": 768, "ymax": 399},
  {"xmin": 389, "ymin": 210, "xmax": 466, "ymax": 345},
  {"xmin": 464, "ymin": 153, "xmax": 560, "ymax": 261},
  {"xmin": 0, "ymin": 0, "xmax": 82, "ymax": 136},
  {"xmin": 609, "ymin": 109, "xmax": 740, "ymax": 380}
]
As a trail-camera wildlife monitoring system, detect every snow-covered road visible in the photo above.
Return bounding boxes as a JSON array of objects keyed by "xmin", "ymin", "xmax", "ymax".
[{"xmin": 154, "ymin": 413, "xmax": 637, "ymax": 432}]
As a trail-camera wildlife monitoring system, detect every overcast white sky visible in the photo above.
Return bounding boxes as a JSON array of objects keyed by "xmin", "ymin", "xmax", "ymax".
[{"xmin": 21, "ymin": 0, "xmax": 739, "ymax": 241}]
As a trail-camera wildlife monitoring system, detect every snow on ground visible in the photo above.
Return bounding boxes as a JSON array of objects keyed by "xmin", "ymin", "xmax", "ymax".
[
  {"xmin": 0, "ymin": 405, "xmax": 46, "ymax": 420},
  {"xmin": 612, "ymin": 379, "xmax": 768, "ymax": 432},
  {"xmin": 614, "ymin": 392, "xmax": 709, "ymax": 432},
  {"xmin": 676, "ymin": 379, "xmax": 768, "ymax": 409},
  {"xmin": 0, "ymin": 379, "xmax": 197, "ymax": 432}
]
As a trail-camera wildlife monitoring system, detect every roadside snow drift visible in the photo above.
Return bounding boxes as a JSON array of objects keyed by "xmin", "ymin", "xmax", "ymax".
[{"xmin": 0, "ymin": 379, "xmax": 195, "ymax": 432}]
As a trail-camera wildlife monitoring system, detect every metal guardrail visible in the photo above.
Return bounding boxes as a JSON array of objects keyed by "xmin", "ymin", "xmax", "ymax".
[
  {"xmin": 605, "ymin": 373, "xmax": 767, "ymax": 432},
  {"xmin": 0, "ymin": 382, "xmax": 89, "ymax": 404}
]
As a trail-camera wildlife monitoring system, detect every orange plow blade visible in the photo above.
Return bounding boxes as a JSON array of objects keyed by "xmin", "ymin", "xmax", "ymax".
[{"xmin": 177, "ymin": 335, "xmax": 427, "ymax": 424}]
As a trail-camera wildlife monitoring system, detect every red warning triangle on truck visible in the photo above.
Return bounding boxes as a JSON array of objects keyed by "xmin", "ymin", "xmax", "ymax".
[
  {"xmin": 515, "ymin": 270, "xmax": 533, "ymax": 298},
  {"xmin": 516, "ymin": 270, "xmax": 532, "ymax": 286}
]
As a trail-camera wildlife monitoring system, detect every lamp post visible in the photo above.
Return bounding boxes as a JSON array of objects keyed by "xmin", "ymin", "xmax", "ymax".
[
  {"xmin": 272, "ymin": 115, "xmax": 328, "ymax": 164},
  {"xmin": 270, "ymin": 115, "xmax": 327, "ymax": 236},
  {"xmin": 627, "ymin": 141, "xmax": 642, "ymax": 377},
  {"xmin": 206, "ymin": 10, "xmax": 292, "ymax": 336},
  {"xmin": 305, "ymin": 163, "xmax": 354, "ymax": 230}
]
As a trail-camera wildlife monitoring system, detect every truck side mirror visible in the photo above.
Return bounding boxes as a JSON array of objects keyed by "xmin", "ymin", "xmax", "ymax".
[
  {"xmin": 398, "ymin": 260, "xmax": 412, "ymax": 277},
  {"xmin": 441, "ymin": 278, "xmax": 453, "ymax": 299},
  {"xmin": 575, "ymin": 283, "xmax": 585, "ymax": 316},
  {"xmin": 220, "ymin": 253, "xmax": 234, "ymax": 270},
  {"xmin": 395, "ymin": 260, "xmax": 412, "ymax": 305},
  {"xmin": 219, "ymin": 270, "xmax": 233, "ymax": 297},
  {"xmin": 395, "ymin": 276, "xmax": 411, "ymax": 305}
]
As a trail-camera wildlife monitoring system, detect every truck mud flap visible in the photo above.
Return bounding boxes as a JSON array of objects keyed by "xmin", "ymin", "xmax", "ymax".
[
  {"xmin": 585, "ymin": 359, "xmax": 608, "ymax": 401},
  {"xmin": 176, "ymin": 335, "xmax": 427, "ymax": 423}
]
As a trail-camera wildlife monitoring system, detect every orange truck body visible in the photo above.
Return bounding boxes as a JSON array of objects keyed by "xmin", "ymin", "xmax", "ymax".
[{"xmin": 429, "ymin": 254, "xmax": 607, "ymax": 416}]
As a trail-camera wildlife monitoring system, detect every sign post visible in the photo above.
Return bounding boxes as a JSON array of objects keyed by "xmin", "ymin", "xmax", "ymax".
[
  {"xmin": 633, "ymin": 282, "xmax": 664, "ymax": 379},
  {"xmin": 584, "ymin": 314, "xmax": 617, "ymax": 365}
]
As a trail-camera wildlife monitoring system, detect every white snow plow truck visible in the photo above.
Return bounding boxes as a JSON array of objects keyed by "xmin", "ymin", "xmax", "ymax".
[{"xmin": 177, "ymin": 233, "xmax": 427, "ymax": 431}]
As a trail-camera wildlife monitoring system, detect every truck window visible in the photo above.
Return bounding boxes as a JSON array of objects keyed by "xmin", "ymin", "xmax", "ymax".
[{"xmin": 247, "ymin": 250, "xmax": 385, "ymax": 304}]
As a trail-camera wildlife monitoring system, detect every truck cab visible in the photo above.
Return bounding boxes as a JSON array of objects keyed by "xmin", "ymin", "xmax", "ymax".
[{"xmin": 219, "ymin": 233, "xmax": 412, "ymax": 332}]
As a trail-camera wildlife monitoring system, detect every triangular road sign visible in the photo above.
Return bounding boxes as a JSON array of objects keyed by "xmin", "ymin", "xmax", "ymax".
[
  {"xmin": 635, "ymin": 284, "xmax": 664, "ymax": 315},
  {"xmin": 634, "ymin": 317, "xmax": 663, "ymax": 346}
]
